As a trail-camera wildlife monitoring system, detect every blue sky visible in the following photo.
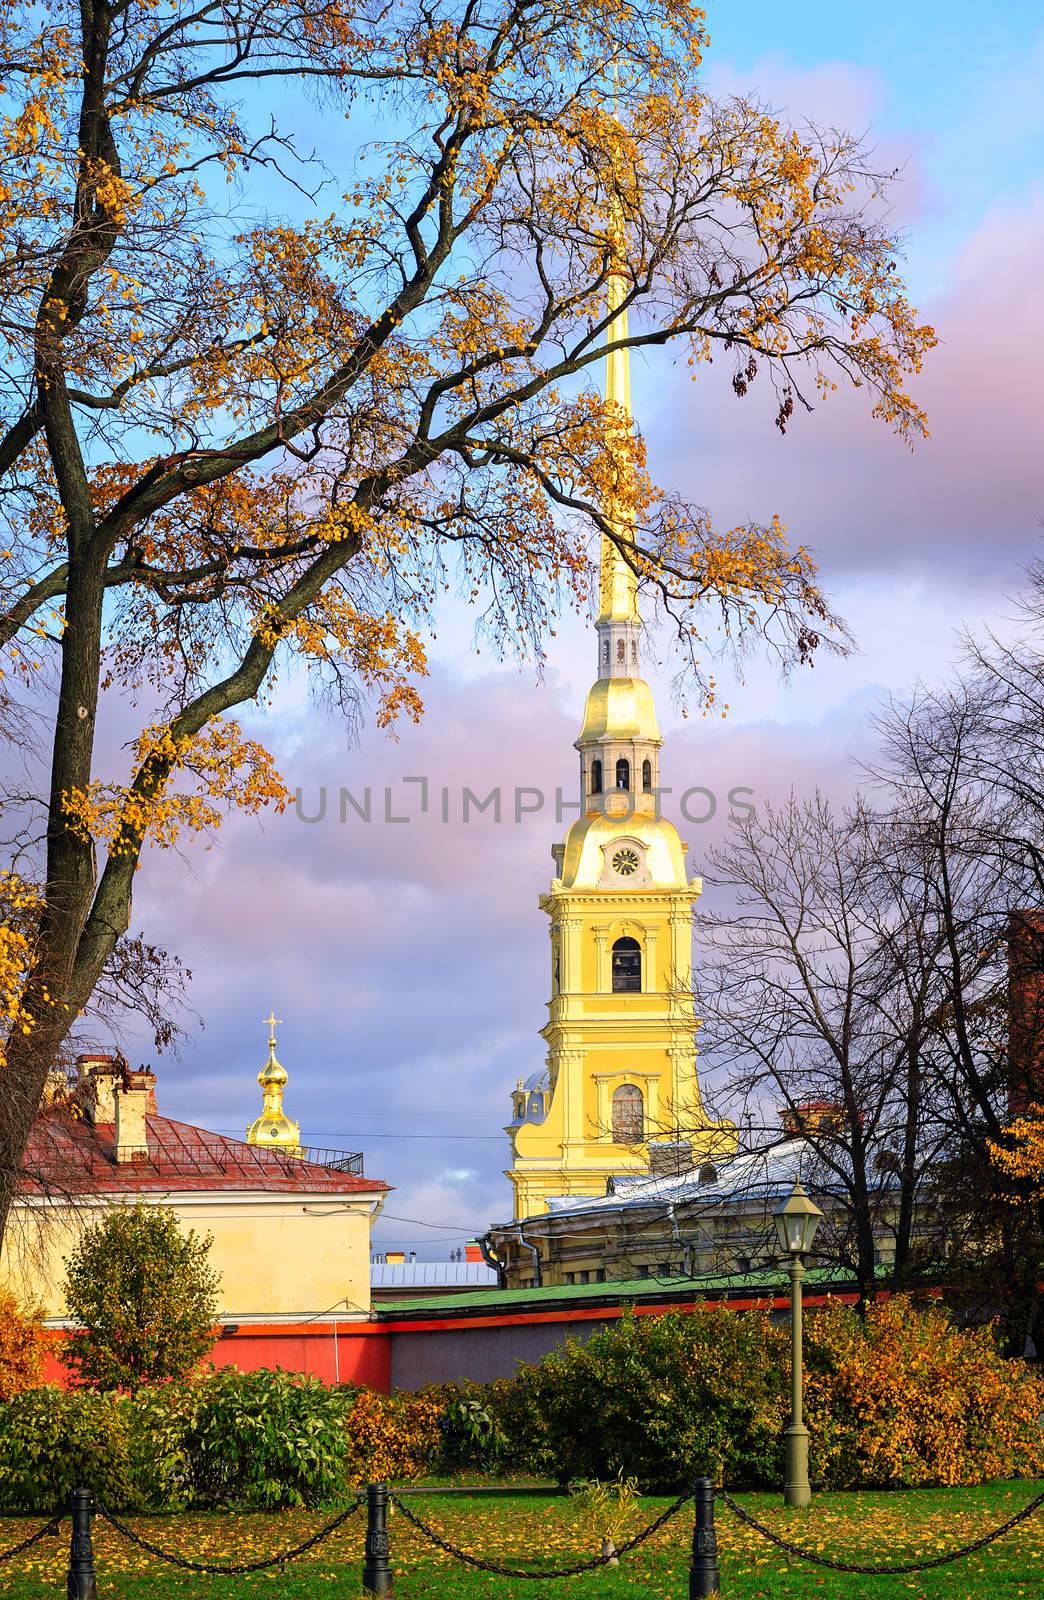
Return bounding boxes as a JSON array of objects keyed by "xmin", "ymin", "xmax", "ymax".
[{"xmin": 102, "ymin": 3, "xmax": 1044, "ymax": 1257}]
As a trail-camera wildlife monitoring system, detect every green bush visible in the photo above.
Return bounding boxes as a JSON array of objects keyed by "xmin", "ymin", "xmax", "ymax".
[
  {"xmin": 0, "ymin": 1386, "xmax": 135, "ymax": 1513},
  {"xmin": 126, "ymin": 1382, "xmax": 197, "ymax": 1510},
  {"xmin": 0, "ymin": 1370, "xmax": 357, "ymax": 1513},
  {"xmin": 507, "ymin": 1306, "xmax": 788, "ymax": 1491},
  {"xmin": 181, "ymin": 1367, "xmax": 352, "ymax": 1508},
  {"xmin": 423, "ymin": 1381, "xmax": 509, "ymax": 1473},
  {"xmin": 63, "ymin": 1204, "xmax": 219, "ymax": 1393}
]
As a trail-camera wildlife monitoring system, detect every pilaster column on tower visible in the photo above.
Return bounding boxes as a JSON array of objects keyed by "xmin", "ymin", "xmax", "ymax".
[
  {"xmin": 643, "ymin": 928, "xmax": 659, "ymax": 993},
  {"xmin": 668, "ymin": 1041, "xmax": 703, "ymax": 1129},
  {"xmin": 559, "ymin": 916, "xmax": 582, "ymax": 991},
  {"xmin": 593, "ymin": 926, "xmax": 610, "ymax": 992},
  {"xmin": 554, "ymin": 1048, "xmax": 587, "ymax": 1148},
  {"xmin": 668, "ymin": 908, "xmax": 694, "ymax": 992}
]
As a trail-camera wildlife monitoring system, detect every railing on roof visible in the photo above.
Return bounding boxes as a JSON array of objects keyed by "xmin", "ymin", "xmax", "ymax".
[
  {"xmin": 43, "ymin": 1132, "xmax": 364, "ymax": 1180},
  {"xmin": 140, "ymin": 1143, "xmax": 366, "ymax": 1178}
]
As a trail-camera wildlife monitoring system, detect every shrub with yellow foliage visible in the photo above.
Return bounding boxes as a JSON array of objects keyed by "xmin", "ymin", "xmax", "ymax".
[
  {"xmin": 805, "ymin": 1297, "xmax": 1044, "ymax": 1488},
  {"xmin": 342, "ymin": 1386, "xmax": 444, "ymax": 1485},
  {"xmin": 0, "ymin": 1289, "xmax": 46, "ymax": 1400}
]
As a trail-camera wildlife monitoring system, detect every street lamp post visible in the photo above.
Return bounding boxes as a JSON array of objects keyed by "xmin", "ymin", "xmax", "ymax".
[{"xmin": 773, "ymin": 1180, "xmax": 824, "ymax": 1509}]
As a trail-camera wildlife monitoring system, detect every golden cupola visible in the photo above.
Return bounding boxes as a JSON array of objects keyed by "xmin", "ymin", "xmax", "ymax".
[{"xmin": 246, "ymin": 1013, "xmax": 302, "ymax": 1155}]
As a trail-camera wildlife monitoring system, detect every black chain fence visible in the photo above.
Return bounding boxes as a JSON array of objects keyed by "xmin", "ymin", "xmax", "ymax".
[
  {"xmin": 389, "ymin": 1486, "xmax": 692, "ymax": 1580},
  {"xmin": 95, "ymin": 1495, "xmax": 363, "ymax": 1575},
  {"xmin": 0, "ymin": 1516, "xmax": 62, "ymax": 1565},
  {"xmin": 716, "ymin": 1483, "xmax": 1044, "ymax": 1576},
  {"xmin": 8, "ymin": 1474, "xmax": 1043, "ymax": 1595}
]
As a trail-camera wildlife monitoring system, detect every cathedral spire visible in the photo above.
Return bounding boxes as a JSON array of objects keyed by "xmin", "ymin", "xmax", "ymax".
[
  {"xmin": 598, "ymin": 75, "xmax": 641, "ymax": 635},
  {"xmin": 598, "ymin": 219, "xmax": 641, "ymax": 629}
]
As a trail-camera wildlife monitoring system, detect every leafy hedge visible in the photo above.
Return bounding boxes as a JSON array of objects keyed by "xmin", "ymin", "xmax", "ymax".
[
  {"xmin": 2, "ymin": 1300, "xmax": 1040, "ymax": 1511},
  {"xmin": 0, "ymin": 1369, "xmax": 434, "ymax": 1513},
  {"xmin": 475, "ymin": 1299, "xmax": 1044, "ymax": 1491}
]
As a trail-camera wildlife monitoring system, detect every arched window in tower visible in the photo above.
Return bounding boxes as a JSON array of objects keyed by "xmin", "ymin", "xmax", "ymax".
[
  {"xmin": 590, "ymin": 758, "xmax": 603, "ymax": 795},
  {"xmin": 631, "ymin": 639, "xmax": 638, "ymax": 665},
  {"xmin": 612, "ymin": 1083, "xmax": 644, "ymax": 1143},
  {"xmin": 602, "ymin": 639, "xmax": 610, "ymax": 667},
  {"xmin": 615, "ymin": 757, "xmax": 630, "ymax": 790},
  {"xmin": 612, "ymin": 936, "xmax": 641, "ymax": 992},
  {"xmin": 642, "ymin": 758, "xmax": 653, "ymax": 791},
  {"xmin": 616, "ymin": 638, "xmax": 625, "ymax": 664}
]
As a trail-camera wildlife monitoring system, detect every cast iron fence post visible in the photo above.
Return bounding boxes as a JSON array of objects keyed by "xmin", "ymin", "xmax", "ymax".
[
  {"xmin": 689, "ymin": 1476, "xmax": 720, "ymax": 1598},
  {"xmin": 362, "ymin": 1482, "xmax": 393, "ymax": 1596},
  {"xmin": 66, "ymin": 1488, "xmax": 96, "ymax": 1600}
]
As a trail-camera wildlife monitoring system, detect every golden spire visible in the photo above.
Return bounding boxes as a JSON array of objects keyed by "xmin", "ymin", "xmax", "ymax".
[
  {"xmin": 246, "ymin": 1011, "xmax": 302, "ymax": 1155},
  {"xmin": 597, "ymin": 80, "xmax": 640, "ymax": 628}
]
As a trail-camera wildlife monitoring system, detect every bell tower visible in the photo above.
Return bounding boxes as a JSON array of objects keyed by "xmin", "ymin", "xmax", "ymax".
[{"xmin": 506, "ymin": 195, "xmax": 735, "ymax": 1219}]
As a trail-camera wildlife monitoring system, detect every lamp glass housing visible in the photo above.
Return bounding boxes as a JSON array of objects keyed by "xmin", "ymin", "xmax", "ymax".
[{"xmin": 773, "ymin": 1181, "xmax": 823, "ymax": 1258}]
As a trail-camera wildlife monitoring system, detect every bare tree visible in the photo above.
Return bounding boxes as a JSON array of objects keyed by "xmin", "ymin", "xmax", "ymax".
[{"xmin": 691, "ymin": 792, "xmax": 959, "ymax": 1308}]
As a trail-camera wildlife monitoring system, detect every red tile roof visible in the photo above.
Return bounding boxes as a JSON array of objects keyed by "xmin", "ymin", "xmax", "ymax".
[{"xmin": 19, "ymin": 1111, "xmax": 388, "ymax": 1197}]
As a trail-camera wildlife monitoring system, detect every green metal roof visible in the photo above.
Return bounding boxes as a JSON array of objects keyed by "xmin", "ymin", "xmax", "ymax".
[{"xmin": 374, "ymin": 1263, "xmax": 859, "ymax": 1321}]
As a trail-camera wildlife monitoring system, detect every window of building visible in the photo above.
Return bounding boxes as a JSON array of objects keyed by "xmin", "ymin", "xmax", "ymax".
[
  {"xmin": 630, "ymin": 640, "xmax": 638, "ymax": 664},
  {"xmin": 612, "ymin": 936, "xmax": 641, "ymax": 992},
  {"xmin": 602, "ymin": 639, "xmax": 610, "ymax": 666},
  {"xmin": 637, "ymin": 1263, "xmax": 650, "ymax": 1279},
  {"xmin": 616, "ymin": 638, "xmax": 625, "ymax": 663},
  {"xmin": 612, "ymin": 1082, "xmax": 644, "ymax": 1143},
  {"xmin": 564, "ymin": 1271, "xmax": 576, "ymax": 1285},
  {"xmin": 595, "ymin": 1267, "xmax": 607, "ymax": 1283},
  {"xmin": 642, "ymin": 758, "xmax": 652, "ymax": 791},
  {"xmin": 615, "ymin": 757, "xmax": 630, "ymax": 789},
  {"xmin": 578, "ymin": 1269, "xmax": 590, "ymax": 1284},
  {"xmin": 698, "ymin": 1163, "xmax": 718, "ymax": 1185},
  {"xmin": 590, "ymin": 758, "xmax": 603, "ymax": 795}
]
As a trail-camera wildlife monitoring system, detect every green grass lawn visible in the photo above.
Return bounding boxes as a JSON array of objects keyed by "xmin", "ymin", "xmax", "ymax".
[{"xmin": 1, "ymin": 1481, "xmax": 1041, "ymax": 1599}]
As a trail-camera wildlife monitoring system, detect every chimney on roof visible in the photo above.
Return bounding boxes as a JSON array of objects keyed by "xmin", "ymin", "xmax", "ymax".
[
  {"xmin": 646, "ymin": 1140, "xmax": 693, "ymax": 1179},
  {"xmin": 41, "ymin": 1067, "xmax": 71, "ymax": 1107},
  {"xmin": 782, "ymin": 1102, "xmax": 845, "ymax": 1139},
  {"xmin": 114, "ymin": 1067, "xmax": 156, "ymax": 1162},
  {"xmin": 464, "ymin": 1240, "xmax": 484, "ymax": 1263},
  {"xmin": 75, "ymin": 1054, "xmax": 125, "ymax": 1125}
]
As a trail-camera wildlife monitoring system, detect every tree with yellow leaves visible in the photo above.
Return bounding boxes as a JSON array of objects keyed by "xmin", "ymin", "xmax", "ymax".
[
  {"xmin": 0, "ymin": 0, "xmax": 934, "ymax": 1242},
  {"xmin": 992, "ymin": 1108, "xmax": 1044, "ymax": 1198}
]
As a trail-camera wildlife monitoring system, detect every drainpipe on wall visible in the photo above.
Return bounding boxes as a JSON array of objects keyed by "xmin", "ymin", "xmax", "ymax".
[
  {"xmin": 514, "ymin": 1227, "xmax": 543, "ymax": 1288},
  {"xmin": 667, "ymin": 1204, "xmax": 690, "ymax": 1277},
  {"xmin": 478, "ymin": 1233, "xmax": 507, "ymax": 1289}
]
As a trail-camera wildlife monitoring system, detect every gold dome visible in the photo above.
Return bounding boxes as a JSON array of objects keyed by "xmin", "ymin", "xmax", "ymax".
[
  {"xmin": 246, "ymin": 1013, "xmax": 302, "ymax": 1155},
  {"xmin": 578, "ymin": 676, "xmax": 662, "ymax": 744}
]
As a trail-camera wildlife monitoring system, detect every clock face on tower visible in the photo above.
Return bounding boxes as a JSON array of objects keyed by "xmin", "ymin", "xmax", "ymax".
[{"xmin": 612, "ymin": 847, "xmax": 639, "ymax": 877}]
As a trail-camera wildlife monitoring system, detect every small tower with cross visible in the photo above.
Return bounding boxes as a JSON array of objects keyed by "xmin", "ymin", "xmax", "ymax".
[{"xmin": 246, "ymin": 1012, "xmax": 302, "ymax": 1156}]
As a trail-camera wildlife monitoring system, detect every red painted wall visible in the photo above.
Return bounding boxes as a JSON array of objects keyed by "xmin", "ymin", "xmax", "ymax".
[{"xmin": 42, "ymin": 1323, "xmax": 392, "ymax": 1392}]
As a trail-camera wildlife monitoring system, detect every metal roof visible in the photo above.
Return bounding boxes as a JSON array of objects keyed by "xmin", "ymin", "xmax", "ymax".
[
  {"xmin": 370, "ymin": 1262, "xmax": 498, "ymax": 1288},
  {"xmin": 374, "ymin": 1262, "xmax": 867, "ymax": 1319},
  {"xmin": 492, "ymin": 1137, "xmax": 812, "ymax": 1226},
  {"xmin": 21, "ymin": 1111, "xmax": 385, "ymax": 1196}
]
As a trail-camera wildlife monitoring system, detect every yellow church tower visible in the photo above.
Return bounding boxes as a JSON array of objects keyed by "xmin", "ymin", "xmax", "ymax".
[{"xmin": 506, "ymin": 209, "xmax": 735, "ymax": 1219}]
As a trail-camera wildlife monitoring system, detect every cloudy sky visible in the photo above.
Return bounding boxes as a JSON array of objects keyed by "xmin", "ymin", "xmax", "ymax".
[{"xmin": 108, "ymin": 1, "xmax": 1044, "ymax": 1255}]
